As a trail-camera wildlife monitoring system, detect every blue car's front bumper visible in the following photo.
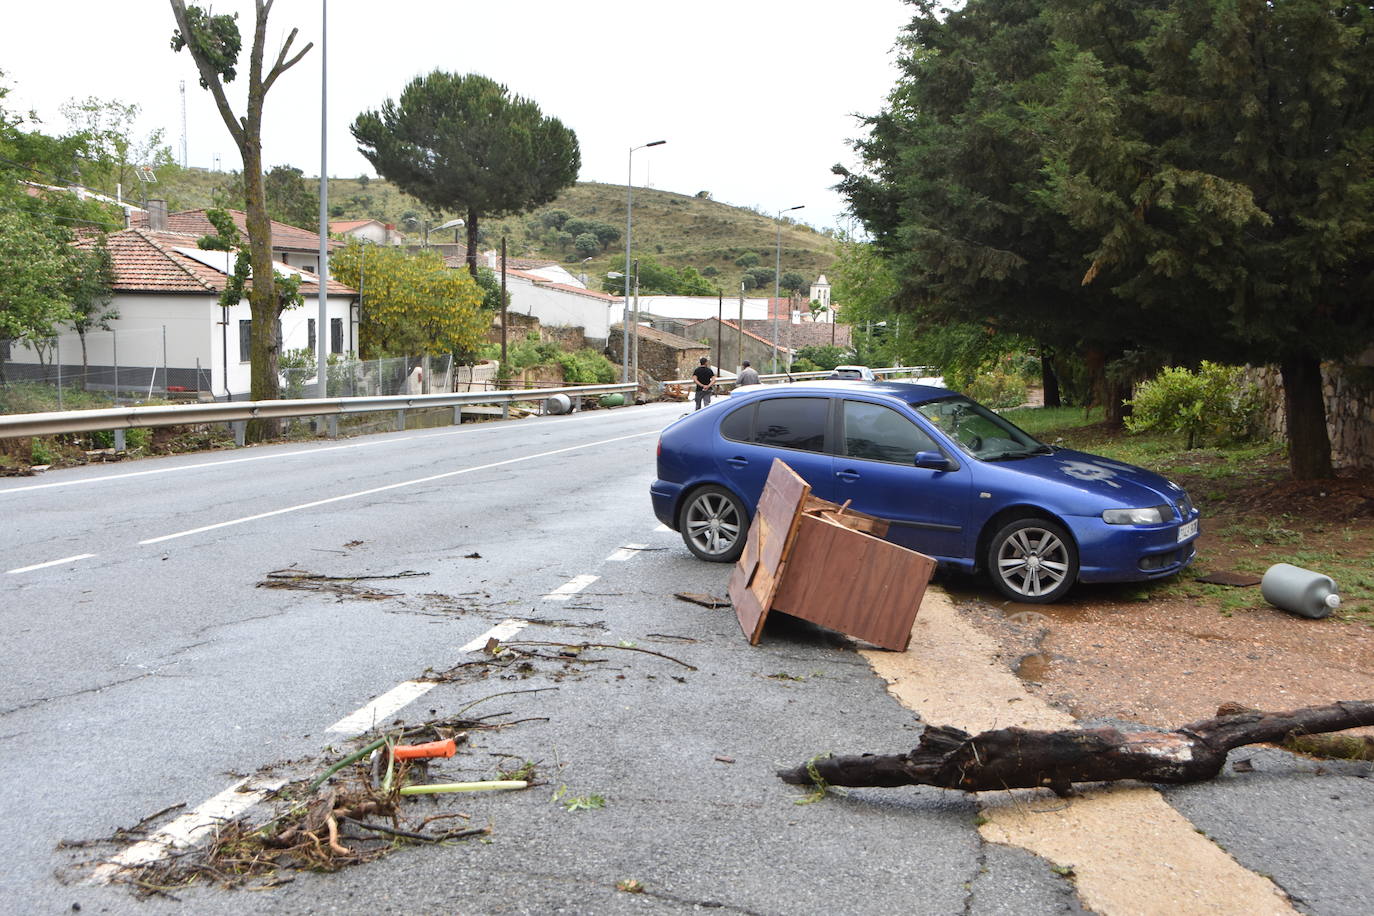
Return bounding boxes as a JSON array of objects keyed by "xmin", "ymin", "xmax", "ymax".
[{"xmin": 1066, "ymin": 513, "xmax": 1200, "ymax": 584}]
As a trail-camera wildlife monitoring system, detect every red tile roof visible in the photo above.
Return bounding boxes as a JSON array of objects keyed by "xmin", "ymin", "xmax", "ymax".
[
  {"xmin": 82, "ymin": 228, "xmax": 355, "ymax": 296},
  {"xmin": 128, "ymin": 208, "xmax": 338, "ymax": 252},
  {"xmin": 329, "ymin": 219, "xmax": 379, "ymax": 233}
]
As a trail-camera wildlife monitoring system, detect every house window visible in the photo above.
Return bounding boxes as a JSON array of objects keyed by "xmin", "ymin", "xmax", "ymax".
[
  {"xmin": 239, "ymin": 320, "xmax": 252, "ymax": 362},
  {"xmin": 330, "ymin": 317, "xmax": 343, "ymax": 354},
  {"xmin": 307, "ymin": 319, "xmax": 317, "ymax": 354}
]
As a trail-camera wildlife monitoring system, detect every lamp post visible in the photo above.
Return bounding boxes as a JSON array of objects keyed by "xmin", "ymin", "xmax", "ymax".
[
  {"xmin": 623, "ymin": 139, "xmax": 666, "ymax": 382},
  {"xmin": 772, "ymin": 204, "xmax": 804, "ymax": 372}
]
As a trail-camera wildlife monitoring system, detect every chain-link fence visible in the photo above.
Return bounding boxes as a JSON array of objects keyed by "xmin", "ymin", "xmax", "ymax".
[{"xmin": 0, "ymin": 327, "xmax": 209, "ymax": 411}]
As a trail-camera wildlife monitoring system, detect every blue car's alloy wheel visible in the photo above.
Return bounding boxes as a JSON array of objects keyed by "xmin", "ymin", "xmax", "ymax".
[
  {"xmin": 987, "ymin": 517, "xmax": 1079, "ymax": 604},
  {"xmin": 681, "ymin": 485, "xmax": 746, "ymax": 562}
]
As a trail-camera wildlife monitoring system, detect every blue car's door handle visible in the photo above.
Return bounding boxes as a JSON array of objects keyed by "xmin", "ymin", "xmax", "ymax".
[
  {"xmin": 835, "ymin": 468, "xmax": 861, "ymax": 481},
  {"xmin": 725, "ymin": 456, "xmax": 749, "ymax": 468}
]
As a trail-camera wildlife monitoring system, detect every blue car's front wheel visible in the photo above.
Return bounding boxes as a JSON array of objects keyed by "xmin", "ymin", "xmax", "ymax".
[
  {"xmin": 987, "ymin": 517, "xmax": 1079, "ymax": 604},
  {"xmin": 681, "ymin": 485, "xmax": 747, "ymax": 563}
]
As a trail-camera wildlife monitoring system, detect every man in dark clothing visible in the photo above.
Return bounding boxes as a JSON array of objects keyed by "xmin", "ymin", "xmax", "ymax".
[
  {"xmin": 692, "ymin": 357, "xmax": 716, "ymax": 410},
  {"xmin": 737, "ymin": 360, "xmax": 760, "ymax": 387}
]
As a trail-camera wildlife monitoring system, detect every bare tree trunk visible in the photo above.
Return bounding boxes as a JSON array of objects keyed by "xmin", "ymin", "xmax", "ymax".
[
  {"xmin": 1040, "ymin": 348, "xmax": 1060, "ymax": 408},
  {"xmin": 778, "ymin": 701, "xmax": 1374, "ymax": 797},
  {"xmin": 1282, "ymin": 355, "xmax": 1333, "ymax": 480},
  {"xmin": 465, "ymin": 211, "xmax": 480, "ymax": 278}
]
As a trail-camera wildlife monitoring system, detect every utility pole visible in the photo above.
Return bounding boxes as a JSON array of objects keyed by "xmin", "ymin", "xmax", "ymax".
[{"xmin": 737, "ymin": 281, "xmax": 745, "ymax": 372}]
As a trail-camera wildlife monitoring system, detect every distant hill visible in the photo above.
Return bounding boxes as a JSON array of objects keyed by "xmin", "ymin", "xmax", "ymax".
[{"xmin": 149, "ymin": 169, "xmax": 837, "ymax": 295}]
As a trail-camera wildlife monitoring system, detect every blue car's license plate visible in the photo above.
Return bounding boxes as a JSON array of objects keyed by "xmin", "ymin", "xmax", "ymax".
[{"xmin": 1177, "ymin": 519, "xmax": 1199, "ymax": 542}]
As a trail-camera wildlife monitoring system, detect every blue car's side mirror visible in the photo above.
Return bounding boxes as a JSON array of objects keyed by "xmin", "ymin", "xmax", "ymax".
[{"xmin": 915, "ymin": 451, "xmax": 951, "ymax": 470}]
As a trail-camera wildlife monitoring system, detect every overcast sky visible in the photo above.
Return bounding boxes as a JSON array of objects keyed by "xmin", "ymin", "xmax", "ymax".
[{"xmin": 1, "ymin": 0, "xmax": 912, "ymax": 230}]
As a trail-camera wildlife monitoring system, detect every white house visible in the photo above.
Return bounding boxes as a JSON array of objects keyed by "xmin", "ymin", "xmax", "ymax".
[
  {"xmin": 330, "ymin": 218, "xmax": 403, "ymax": 246},
  {"xmin": 42, "ymin": 226, "xmax": 358, "ymax": 400}
]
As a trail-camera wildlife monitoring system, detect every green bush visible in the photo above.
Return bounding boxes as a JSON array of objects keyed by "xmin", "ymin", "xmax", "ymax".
[
  {"xmin": 795, "ymin": 345, "xmax": 850, "ymax": 371},
  {"xmin": 553, "ymin": 348, "xmax": 617, "ymax": 384},
  {"xmin": 1125, "ymin": 362, "xmax": 1262, "ymax": 449},
  {"xmin": 966, "ymin": 367, "xmax": 1029, "ymax": 409}
]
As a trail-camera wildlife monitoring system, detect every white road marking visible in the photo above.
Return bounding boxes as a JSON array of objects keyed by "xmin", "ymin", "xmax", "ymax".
[
  {"xmin": 91, "ymin": 777, "xmax": 287, "ymax": 881},
  {"xmin": 460, "ymin": 618, "xmax": 529, "ymax": 652},
  {"xmin": 606, "ymin": 543, "xmax": 649, "ymax": 561},
  {"xmin": 542, "ymin": 574, "xmax": 599, "ymax": 601},
  {"xmin": 139, "ymin": 430, "xmax": 656, "ymax": 545},
  {"xmin": 0, "ymin": 437, "xmax": 414, "ymax": 496},
  {"xmin": 0, "ymin": 412, "xmax": 608, "ymax": 497},
  {"xmin": 325, "ymin": 681, "xmax": 436, "ymax": 736},
  {"xmin": 653, "ymin": 523, "xmax": 671, "ymax": 533},
  {"xmin": 6, "ymin": 553, "xmax": 96, "ymax": 574}
]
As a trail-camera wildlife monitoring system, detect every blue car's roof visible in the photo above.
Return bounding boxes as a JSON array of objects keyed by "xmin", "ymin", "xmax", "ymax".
[{"xmin": 728, "ymin": 380, "xmax": 955, "ymax": 406}]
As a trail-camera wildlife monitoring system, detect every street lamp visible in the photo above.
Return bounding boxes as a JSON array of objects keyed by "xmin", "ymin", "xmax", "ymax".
[
  {"xmin": 623, "ymin": 139, "xmax": 666, "ymax": 382},
  {"xmin": 773, "ymin": 204, "xmax": 804, "ymax": 372}
]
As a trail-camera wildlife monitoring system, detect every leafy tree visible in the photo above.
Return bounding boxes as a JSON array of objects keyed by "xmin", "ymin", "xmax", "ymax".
[
  {"xmin": 263, "ymin": 164, "xmax": 318, "ymax": 229},
  {"xmin": 746, "ymin": 267, "xmax": 775, "ymax": 290},
  {"xmin": 66, "ymin": 236, "xmax": 117, "ymax": 384},
  {"xmin": 540, "ymin": 209, "xmax": 571, "ymax": 230},
  {"xmin": 60, "ymin": 96, "xmax": 177, "ymax": 201},
  {"xmin": 171, "ymin": 0, "xmax": 313, "ymax": 435},
  {"xmin": 574, "ymin": 232, "xmax": 600, "ymax": 258},
  {"xmin": 330, "ymin": 241, "xmax": 486, "ymax": 360},
  {"xmin": 352, "ymin": 71, "xmax": 580, "ymax": 277},
  {"xmin": 734, "ymin": 251, "xmax": 760, "ymax": 268},
  {"xmin": 795, "ymin": 345, "xmax": 849, "ymax": 371},
  {"xmin": 597, "ymin": 257, "xmax": 716, "ymax": 296},
  {"xmin": 780, "ymin": 271, "xmax": 808, "ymax": 297},
  {"xmin": 0, "ymin": 76, "xmax": 121, "ymax": 371},
  {"xmin": 839, "ymin": 0, "xmax": 1374, "ymax": 478}
]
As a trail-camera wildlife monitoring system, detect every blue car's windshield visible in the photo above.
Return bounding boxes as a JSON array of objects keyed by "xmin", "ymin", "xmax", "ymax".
[{"xmin": 913, "ymin": 396, "xmax": 1050, "ymax": 461}]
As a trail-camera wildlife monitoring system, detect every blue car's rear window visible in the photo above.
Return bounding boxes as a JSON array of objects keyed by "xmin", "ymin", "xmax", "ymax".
[{"xmin": 753, "ymin": 397, "xmax": 827, "ymax": 451}]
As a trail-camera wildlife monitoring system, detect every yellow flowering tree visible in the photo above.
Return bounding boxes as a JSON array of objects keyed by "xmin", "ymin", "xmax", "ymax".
[{"xmin": 331, "ymin": 241, "xmax": 487, "ymax": 360}]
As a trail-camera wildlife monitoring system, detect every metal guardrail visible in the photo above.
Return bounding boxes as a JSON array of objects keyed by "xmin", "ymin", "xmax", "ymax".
[
  {"xmin": 0, "ymin": 382, "xmax": 638, "ymax": 440},
  {"xmin": 661, "ymin": 366, "xmax": 938, "ymax": 389}
]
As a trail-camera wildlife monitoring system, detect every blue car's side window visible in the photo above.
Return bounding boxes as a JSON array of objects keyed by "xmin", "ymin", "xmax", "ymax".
[
  {"xmin": 842, "ymin": 400, "xmax": 938, "ymax": 464},
  {"xmin": 720, "ymin": 404, "xmax": 754, "ymax": 442},
  {"xmin": 753, "ymin": 397, "xmax": 828, "ymax": 452}
]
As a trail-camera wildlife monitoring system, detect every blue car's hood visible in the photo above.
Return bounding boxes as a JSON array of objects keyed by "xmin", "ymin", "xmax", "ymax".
[{"xmin": 984, "ymin": 447, "xmax": 1187, "ymax": 508}]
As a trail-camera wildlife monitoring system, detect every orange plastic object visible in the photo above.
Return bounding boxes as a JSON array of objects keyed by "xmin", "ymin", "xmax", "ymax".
[{"xmin": 391, "ymin": 738, "xmax": 457, "ymax": 760}]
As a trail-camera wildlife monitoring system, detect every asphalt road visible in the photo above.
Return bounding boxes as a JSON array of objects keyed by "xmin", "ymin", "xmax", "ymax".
[{"xmin": 1, "ymin": 401, "xmax": 1368, "ymax": 914}]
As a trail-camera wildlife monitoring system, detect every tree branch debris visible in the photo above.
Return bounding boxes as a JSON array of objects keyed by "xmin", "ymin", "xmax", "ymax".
[{"xmin": 778, "ymin": 700, "xmax": 1374, "ymax": 797}]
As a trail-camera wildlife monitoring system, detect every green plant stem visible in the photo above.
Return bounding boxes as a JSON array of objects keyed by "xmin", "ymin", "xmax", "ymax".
[{"xmin": 308, "ymin": 736, "xmax": 388, "ymax": 794}]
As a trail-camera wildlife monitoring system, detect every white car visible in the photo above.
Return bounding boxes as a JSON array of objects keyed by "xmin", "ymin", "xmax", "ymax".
[{"xmin": 829, "ymin": 365, "xmax": 876, "ymax": 381}]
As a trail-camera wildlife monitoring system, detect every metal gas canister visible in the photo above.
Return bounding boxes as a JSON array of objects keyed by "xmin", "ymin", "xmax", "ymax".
[{"xmin": 1260, "ymin": 563, "xmax": 1341, "ymax": 619}]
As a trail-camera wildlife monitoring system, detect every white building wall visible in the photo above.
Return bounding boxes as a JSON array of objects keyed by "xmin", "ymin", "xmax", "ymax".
[
  {"xmin": 634, "ymin": 295, "xmax": 771, "ymax": 322},
  {"xmin": 508, "ymin": 276, "xmax": 618, "ymax": 342}
]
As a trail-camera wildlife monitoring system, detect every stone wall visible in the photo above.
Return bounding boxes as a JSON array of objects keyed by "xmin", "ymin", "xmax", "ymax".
[
  {"xmin": 487, "ymin": 312, "xmax": 586, "ymax": 351},
  {"xmin": 1248, "ymin": 361, "xmax": 1374, "ymax": 470}
]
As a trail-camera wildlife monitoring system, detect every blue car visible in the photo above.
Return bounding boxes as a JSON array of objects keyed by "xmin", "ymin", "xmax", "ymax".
[{"xmin": 650, "ymin": 381, "xmax": 1200, "ymax": 603}]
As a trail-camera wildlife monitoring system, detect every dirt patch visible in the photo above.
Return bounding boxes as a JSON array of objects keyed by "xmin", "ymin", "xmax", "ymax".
[{"xmin": 943, "ymin": 463, "xmax": 1374, "ymax": 729}]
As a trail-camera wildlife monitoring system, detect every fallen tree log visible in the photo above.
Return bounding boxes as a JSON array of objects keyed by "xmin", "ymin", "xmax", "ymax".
[{"xmin": 777, "ymin": 700, "xmax": 1374, "ymax": 796}]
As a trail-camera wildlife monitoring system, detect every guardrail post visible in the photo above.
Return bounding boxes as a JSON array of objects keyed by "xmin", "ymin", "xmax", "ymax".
[
  {"xmin": 573, "ymin": 395, "xmax": 581, "ymax": 413},
  {"xmin": 328, "ymin": 416, "xmax": 339, "ymax": 438},
  {"xmin": 232, "ymin": 421, "xmax": 246, "ymax": 447},
  {"xmin": 395, "ymin": 409, "xmax": 406, "ymax": 431},
  {"xmin": 502, "ymin": 403, "xmax": 510, "ymax": 420},
  {"xmin": 114, "ymin": 429, "xmax": 126, "ymax": 451},
  {"xmin": 453, "ymin": 405, "xmax": 463, "ymax": 425}
]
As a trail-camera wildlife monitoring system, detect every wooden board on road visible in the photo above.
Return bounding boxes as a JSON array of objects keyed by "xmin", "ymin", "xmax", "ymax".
[{"xmin": 728, "ymin": 458, "xmax": 935, "ymax": 651}]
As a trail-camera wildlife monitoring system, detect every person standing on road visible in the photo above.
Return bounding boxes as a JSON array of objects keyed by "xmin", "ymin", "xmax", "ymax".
[
  {"xmin": 692, "ymin": 357, "xmax": 717, "ymax": 410},
  {"xmin": 736, "ymin": 360, "xmax": 760, "ymax": 387}
]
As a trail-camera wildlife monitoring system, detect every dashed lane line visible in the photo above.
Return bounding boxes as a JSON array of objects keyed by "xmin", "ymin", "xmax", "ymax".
[
  {"xmin": 325, "ymin": 680, "xmax": 437, "ymax": 736},
  {"xmin": 91, "ymin": 776, "xmax": 287, "ymax": 883},
  {"xmin": 606, "ymin": 543, "xmax": 649, "ymax": 561},
  {"xmin": 460, "ymin": 618, "xmax": 529, "ymax": 652},
  {"xmin": 541, "ymin": 574, "xmax": 599, "ymax": 601},
  {"xmin": 139, "ymin": 430, "xmax": 656, "ymax": 545},
  {"xmin": 6, "ymin": 553, "xmax": 96, "ymax": 575}
]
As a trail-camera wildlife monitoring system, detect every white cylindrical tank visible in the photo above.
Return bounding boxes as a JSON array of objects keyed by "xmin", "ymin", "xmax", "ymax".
[{"xmin": 1260, "ymin": 563, "xmax": 1341, "ymax": 619}]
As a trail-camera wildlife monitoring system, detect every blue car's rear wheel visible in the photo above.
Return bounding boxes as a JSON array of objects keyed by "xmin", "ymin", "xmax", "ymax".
[
  {"xmin": 681, "ymin": 485, "xmax": 747, "ymax": 562},
  {"xmin": 987, "ymin": 517, "xmax": 1078, "ymax": 603}
]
